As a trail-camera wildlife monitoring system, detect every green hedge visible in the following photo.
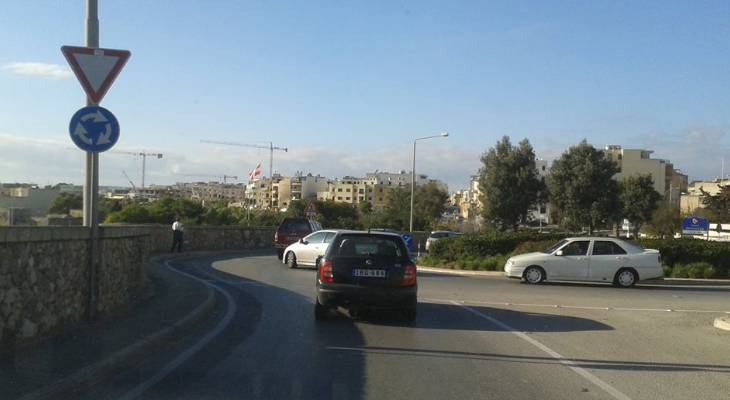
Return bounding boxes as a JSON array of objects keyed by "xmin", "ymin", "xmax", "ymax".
[
  {"xmin": 428, "ymin": 231, "xmax": 566, "ymax": 262},
  {"xmin": 636, "ymin": 239, "xmax": 730, "ymax": 277}
]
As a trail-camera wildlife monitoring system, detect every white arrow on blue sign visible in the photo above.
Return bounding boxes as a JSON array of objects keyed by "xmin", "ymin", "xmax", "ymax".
[{"xmin": 68, "ymin": 106, "xmax": 120, "ymax": 152}]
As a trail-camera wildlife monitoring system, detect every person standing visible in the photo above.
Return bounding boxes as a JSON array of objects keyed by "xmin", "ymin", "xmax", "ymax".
[{"xmin": 171, "ymin": 216, "xmax": 185, "ymax": 252}]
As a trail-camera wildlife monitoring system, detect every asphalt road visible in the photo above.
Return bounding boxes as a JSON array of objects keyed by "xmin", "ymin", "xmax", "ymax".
[{"xmin": 93, "ymin": 252, "xmax": 730, "ymax": 400}]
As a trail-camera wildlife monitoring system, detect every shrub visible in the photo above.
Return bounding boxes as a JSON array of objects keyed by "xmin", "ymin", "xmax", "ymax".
[
  {"xmin": 512, "ymin": 240, "xmax": 556, "ymax": 255},
  {"xmin": 429, "ymin": 232, "xmax": 565, "ymax": 262},
  {"xmin": 636, "ymin": 238, "xmax": 730, "ymax": 279},
  {"xmin": 670, "ymin": 264, "xmax": 689, "ymax": 278}
]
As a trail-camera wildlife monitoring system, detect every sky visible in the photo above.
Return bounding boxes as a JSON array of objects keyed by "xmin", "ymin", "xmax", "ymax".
[{"xmin": 1, "ymin": 0, "xmax": 729, "ymax": 192}]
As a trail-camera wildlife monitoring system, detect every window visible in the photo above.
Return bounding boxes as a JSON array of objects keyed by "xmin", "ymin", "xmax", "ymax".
[
  {"xmin": 561, "ymin": 241, "xmax": 590, "ymax": 256},
  {"xmin": 337, "ymin": 196, "xmax": 342, "ymax": 200},
  {"xmin": 305, "ymin": 232, "xmax": 326, "ymax": 243},
  {"xmin": 346, "ymin": 188, "xmax": 351, "ymax": 192},
  {"xmin": 359, "ymin": 189, "xmax": 364, "ymax": 193},
  {"xmin": 335, "ymin": 235, "xmax": 406, "ymax": 257},
  {"xmin": 346, "ymin": 197, "xmax": 350, "ymax": 200},
  {"xmin": 323, "ymin": 232, "xmax": 335, "ymax": 243},
  {"xmin": 337, "ymin": 188, "xmax": 342, "ymax": 192},
  {"xmin": 592, "ymin": 241, "xmax": 627, "ymax": 255}
]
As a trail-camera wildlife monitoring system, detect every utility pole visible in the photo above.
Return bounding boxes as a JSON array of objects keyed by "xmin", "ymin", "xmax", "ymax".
[{"xmin": 85, "ymin": 0, "xmax": 100, "ymax": 320}]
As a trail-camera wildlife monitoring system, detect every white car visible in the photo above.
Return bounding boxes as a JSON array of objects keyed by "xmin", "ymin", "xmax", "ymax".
[
  {"xmin": 504, "ymin": 237, "xmax": 662, "ymax": 287},
  {"xmin": 282, "ymin": 229, "xmax": 338, "ymax": 269}
]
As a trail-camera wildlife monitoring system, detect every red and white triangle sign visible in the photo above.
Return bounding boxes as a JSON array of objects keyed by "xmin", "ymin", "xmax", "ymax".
[{"xmin": 61, "ymin": 45, "xmax": 131, "ymax": 104}]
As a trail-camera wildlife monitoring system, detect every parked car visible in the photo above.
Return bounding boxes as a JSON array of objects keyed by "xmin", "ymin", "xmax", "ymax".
[
  {"xmin": 315, "ymin": 230, "xmax": 417, "ymax": 321},
  {"xmin": 369, "ymin": 228, "xmax": 415, "ymax": 254},
  {"xmin": 274, "ymin": 218, "xmax": 322, "ymax": 259},
  {"xmin": 425, "ymin": 230, "xmax": 462, "ymax": 252},
  {"xmin": 282, "ymin": 229, "xmax": 338, "ymax": 268},
  {"xmin": 504, "ymin": 237, "xmax": 662, "ymax": 287}
]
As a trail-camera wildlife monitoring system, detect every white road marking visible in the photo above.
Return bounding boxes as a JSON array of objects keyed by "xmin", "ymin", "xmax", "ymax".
[
  {"xmin": 419, "ymin": 297, "xmax": 730, "ymax": 315},
  {"xmin": 119, "ymin": 259, "xmax": 237, "ymax": 400},
  {"xmin": 449, "ymin": 300, "xmax": 633, "ymax": 400}
]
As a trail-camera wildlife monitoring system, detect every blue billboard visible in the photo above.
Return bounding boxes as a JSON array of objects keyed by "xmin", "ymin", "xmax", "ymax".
[{"xmin": 682, "ymin": 216, "xmax": 709, "ymax": 234}]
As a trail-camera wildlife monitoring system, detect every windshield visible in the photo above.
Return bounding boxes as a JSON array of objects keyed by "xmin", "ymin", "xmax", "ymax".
[
  {"xmin": 544, "ymin": 239, "xmax": 569, "ymax": 254},
  {"xmin": 3, "ymin": 2, "xmax": 728, "ymax": 400}
]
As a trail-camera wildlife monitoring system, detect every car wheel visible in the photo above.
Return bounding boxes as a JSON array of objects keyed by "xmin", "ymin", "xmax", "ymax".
[
  {"xmin": 614, "ymin": 268, "xmax": 637, "ymax": 288},
  {"xmin": 286, "ymin": 252, "xmax": 297, "ymax": 269},
  {"xmin": 314, "ymin": 298, "xmax": 328, "ymax": 320},
  {"xmin": 523, "ymin": 266, "xmax": 545, "ymax": 284},
  {"xmin": 277, "ymin": 249, "xmax": 284, "ymax": 260}
]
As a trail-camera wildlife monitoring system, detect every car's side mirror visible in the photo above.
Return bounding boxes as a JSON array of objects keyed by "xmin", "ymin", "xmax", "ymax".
[
  {"xmin": 300, "ymin": 238, "xmax": 307, "ymax": 244},
  {"xmin": 555, "ymin": 250, "xmax": 563, "ymax": 256}
]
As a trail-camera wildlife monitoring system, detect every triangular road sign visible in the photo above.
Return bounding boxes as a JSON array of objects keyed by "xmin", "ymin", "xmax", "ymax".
[{"xmin": 61, "ymin": 45, "xmax": 131, "ymax": 104}]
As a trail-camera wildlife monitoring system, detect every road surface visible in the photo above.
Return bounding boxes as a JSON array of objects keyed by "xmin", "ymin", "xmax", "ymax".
[{"xmin": 85, "ymin": 252, "xmax": 730, "ymax": 400}]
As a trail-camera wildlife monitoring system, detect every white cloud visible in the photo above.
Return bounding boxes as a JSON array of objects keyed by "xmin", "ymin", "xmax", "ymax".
[{"xmin": 2, "ymin": 62, "xmax": 72, "ymax": 79}]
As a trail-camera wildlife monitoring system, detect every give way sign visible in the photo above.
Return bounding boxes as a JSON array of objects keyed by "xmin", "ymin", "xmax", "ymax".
[{"xmin": 61, "ymin": 45, "xmax": 131, "ymax": 104}]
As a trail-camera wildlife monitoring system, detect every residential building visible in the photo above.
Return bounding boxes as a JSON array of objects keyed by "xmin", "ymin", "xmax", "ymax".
[
  {"xmin": 680, "ymin": 179, "xmax": 727, "ymax": 214},
  {"xmin": 604, "ymin": 145, "xmax": 686, "ymax": 204},
  {"xmin": 176, "ymin": 182, "xmax": 245, "ymax": 205},
  {"xmin": 0, "ymin": 185, "xmax": 61, "ymax": 225}
]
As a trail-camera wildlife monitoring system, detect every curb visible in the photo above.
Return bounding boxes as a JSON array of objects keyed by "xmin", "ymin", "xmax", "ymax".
[
  {"xmin": 714, "ymin": 317, "xmax": 730, "ymax": 332},
  {"xmin": 417, "ymin": 266, "xmax": 504, "ymax": 277},
  {"xmin": 18, "ymin": 255, "xmax": 216, "ymax": 400},
  {"xmin": 418, "ymin": 266, "xmax": 730, "ymax": 286}
]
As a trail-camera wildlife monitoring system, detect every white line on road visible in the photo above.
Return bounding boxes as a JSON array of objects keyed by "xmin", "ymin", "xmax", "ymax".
[
  {"xmin": 419, "ymin": 297, "xmax": 730, "ymax": 315},
  {"xmin": 119, "ymin": 259, "xmax": 238, "ymax": 400},
  {"xmin": 449, "ymin": 300, "xmax": 633, "ymax": 400}
]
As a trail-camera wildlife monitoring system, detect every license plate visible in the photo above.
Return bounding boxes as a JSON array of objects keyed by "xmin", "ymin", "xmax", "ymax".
[{"xmin": 352, "ymin": 269, "xmax": 386, "ymax": 278}]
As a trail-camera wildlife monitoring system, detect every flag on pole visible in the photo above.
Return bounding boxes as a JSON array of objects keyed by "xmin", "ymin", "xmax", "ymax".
[{"xmin": 248, "ymin": 163, "xmax": 262, "ymax": 180}]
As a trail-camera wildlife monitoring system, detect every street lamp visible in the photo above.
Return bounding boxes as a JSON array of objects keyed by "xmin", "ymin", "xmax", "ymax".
[{"xmin": 410, "ymin": 132, "xmax": 449, "ymax": 232}]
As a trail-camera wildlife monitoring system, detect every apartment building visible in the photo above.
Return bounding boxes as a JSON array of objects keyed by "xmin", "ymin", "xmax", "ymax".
[
  {"xmin": 317, "ymin": 176, "xmax": 391, "ymax": 209},
  {"xmin": 604, "ymin": 145, "xmax": 687, "ymax": 204},
  {"xmin": 680, "ymin": 179, "xmax": 727, "ymax": 214}
]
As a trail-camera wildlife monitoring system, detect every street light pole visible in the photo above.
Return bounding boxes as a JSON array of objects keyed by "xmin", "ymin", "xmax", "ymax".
[{"xmin": 409, "ymin": 132, "xmax": 449, "ymax": 233}]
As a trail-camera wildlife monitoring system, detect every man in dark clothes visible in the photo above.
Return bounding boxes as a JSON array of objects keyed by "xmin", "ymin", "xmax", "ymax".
[{"xmin": 171, "ymin": 216, "xmax": 184, "ymax": 252}]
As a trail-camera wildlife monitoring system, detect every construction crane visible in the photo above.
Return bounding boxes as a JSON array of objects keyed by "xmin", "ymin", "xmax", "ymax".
[
  {"xmin": 200, "ymin": 140, "xmax": 288, "ymax": 209},
  {"xmin": 200, "ymin": 140, "xmax": 287, "ymax": 182},
  {"xmin": 122, "ymin": 170, "xmax": 137, "ymax": 191},
  {"xmin": 109, "ymin": 151, "xmax": 163, "ymax": 189},
  {"xmin": 179, "ymin": 174, "xmax": 239, "ymax": 184}
]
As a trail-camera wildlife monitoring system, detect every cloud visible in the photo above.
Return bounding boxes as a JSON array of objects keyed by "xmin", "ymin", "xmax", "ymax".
[{"xmin": 2, "ymin": 62, "xmax": 72, "ymax": 79}]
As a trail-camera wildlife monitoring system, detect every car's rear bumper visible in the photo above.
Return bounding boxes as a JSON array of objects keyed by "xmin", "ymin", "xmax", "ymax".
[{"xmin": 317, "ymin": 283, "xmax": 417, "ymax": 308}]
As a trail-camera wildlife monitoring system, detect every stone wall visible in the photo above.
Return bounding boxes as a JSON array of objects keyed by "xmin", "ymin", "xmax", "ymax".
[{"xmin": 0, "ymin": 225, "xmax": 275, "ymax": 354}]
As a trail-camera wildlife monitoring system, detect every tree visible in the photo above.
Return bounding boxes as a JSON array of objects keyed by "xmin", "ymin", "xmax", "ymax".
[
  {"xmin": 700, "ymin": 184, "xmax": 730, "ymax": 221},
  {"xmin": 644, "ymin": 203, "xmax": 681, "ymax": 238},
  {"xmin": 48, "ymin": 193, "xmax": 82, "ymax": 215},
  {"xmin": 478, "ymin": 136, "xmax": 543, "ymax": 230},
  {"xmin": 620, "ymin": 174, "xmax": 661, "ymax": 236},
  {"xmin": 547, "ymin": 140, "xmax": 620, "ymax": 234},
  {"xmin": 381, "ymin": 183, "xmax": 448, "ymax": 231},
  {"xmin": 104, "ymin": 203, "xmax": 150, "ymax": 223}
]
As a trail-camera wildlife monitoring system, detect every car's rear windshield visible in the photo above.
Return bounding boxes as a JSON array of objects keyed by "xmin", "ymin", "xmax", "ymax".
[
  {"xmin": 279, "ymin": 219, "xmax": 310, "ymax": 233},
  {"xmin": 332, "ymin": 234, "xmax": 407, "ymax": 258}
]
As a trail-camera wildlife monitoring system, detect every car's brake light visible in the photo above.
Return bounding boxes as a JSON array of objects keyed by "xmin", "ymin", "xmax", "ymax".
[
  {"xmin": 319, "ymin": 259, "xmax": 335, "ymax": 283},
  {"xmin": 274, "ymin": 231, "xmax": 278, "ymax": 242},
  {"xmin": 401, "ymin": 263, "xmax": 417, "ymax": 286}
]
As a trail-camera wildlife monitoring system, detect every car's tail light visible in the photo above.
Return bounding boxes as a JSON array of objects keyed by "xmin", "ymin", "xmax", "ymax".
[
  {"xmin": 319, "ymin": 259, "xmax": 335, "ymax": 283},
  {"xmin": 274, "ymin": 231, "xmax": 279, "ymax": 242},
  {"xmin": 401, "ymin": 263, "xmax": 417, "ymax": 286}
]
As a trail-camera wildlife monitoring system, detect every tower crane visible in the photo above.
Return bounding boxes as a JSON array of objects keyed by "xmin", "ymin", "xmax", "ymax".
[
  {"xmin": 109, "ymin": 151, "xmax": 163, "ymax": 189},
  {"xmin": 200, "ymin": 140, "xmax": 288, "ymax": 209},
  {"xmin": 179, "ymin": 174, "xmax": 239, "ymax": 184}
]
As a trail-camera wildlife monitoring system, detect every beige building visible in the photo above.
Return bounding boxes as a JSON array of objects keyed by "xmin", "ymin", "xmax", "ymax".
[
  {"xmin": 680, "ymin": 179, "xmax": 727, "ymax": 214},
  {"xmin": 604, "ymin": 145, "xmax": 687, "ymax": 205}
]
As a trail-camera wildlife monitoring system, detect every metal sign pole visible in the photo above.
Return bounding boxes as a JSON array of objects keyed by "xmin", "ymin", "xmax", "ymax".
[{"xmin": 86, "ymin": 0, "xmax": 100, "ymax": 320}]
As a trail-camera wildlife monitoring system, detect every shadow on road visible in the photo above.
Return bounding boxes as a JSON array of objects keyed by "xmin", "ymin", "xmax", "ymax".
[
  {"xmin": 334, "ymin": 346, "xmax": 730, "ymax": 374},
  {"xmin": 138, "ymin": 253, "xmax": 368, "ymax": 400},
  {"xmin": 321, "ymin": 301, "xmax": 614, "ymax": 333}
]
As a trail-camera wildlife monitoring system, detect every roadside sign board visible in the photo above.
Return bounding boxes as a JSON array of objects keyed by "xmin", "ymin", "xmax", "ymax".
[
  {"xmin": 61, "ymin": 45, "xmax": 131, "ymax": 104},
  {"xmin": 68, "ymin": 106, "xmax": 120, "ymax": 152},
  {"xmin": 682, "ymin": 216, "xmax": 709, "ymax": 235}
]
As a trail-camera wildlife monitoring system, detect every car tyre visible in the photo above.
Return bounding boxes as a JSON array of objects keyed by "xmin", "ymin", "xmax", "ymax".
[
  {"xmin": 314, "ymin": 298, "xmax": 328, "ymax": 321},
  {"xmin": 523, "ymin": 266, "xmax": 545, "ymax": 284},
  {"xmin": 286, "ymin": 252, "xmax": 297, "ymax": 269},
  {"xmin": 614, "ymin": 268, "xmax": 637, "ymax": 288}
]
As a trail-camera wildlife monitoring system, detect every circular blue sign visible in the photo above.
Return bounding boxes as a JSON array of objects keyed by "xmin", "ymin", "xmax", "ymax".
[{"xmin": 68, "ymin": 106, "xmax": 119, "ymax": 152}]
